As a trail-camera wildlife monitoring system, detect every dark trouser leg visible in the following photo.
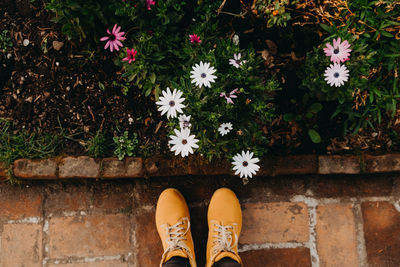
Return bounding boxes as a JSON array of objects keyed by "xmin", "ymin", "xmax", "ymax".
[
  {"xmin": 162, "ymin": 256, "xmax": 191, "ymax": 267},
  {"xmin": 212, "ymin": 257, "xmax": 241, "ymax": 267}
]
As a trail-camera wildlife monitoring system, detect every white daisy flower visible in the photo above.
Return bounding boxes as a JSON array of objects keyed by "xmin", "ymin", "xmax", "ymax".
[
  {"xmin": 179, "ymin": 114, "xmax": 192, "ymax": 129},
  {"xmin": 156, "ymin": 87, "xmax": 186, "ymax": 119},
  {"xmin": 190, "ymin": 61, "xmax": 217, "ymax": 88},
  {"xmin": 169, "ymin": 128, "xmax": 199, "ymax": 157},
  {"xmin": 229, "ymin": 53, "xmax": 246, "ymax": 68},
  {"xmin": 232, "ymin": 151, "xmax": 260, "ymax": 179},
  {"xmin": 218, "ymin": 122, "xmax": 233, "ymax": 136},
  {"xmin": 324, "ymin": 63, "xmax": 349, "ymax": 87},
  {"xmin": 233, "ymin": 34, "xmax": 240, "ymax": 46}
]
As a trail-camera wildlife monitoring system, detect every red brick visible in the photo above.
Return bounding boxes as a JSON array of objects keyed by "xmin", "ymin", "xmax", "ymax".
[
  {"xmin": 310, "ymin": 176, "xmax": 393, "ymax": 197},
  {"xmin": 240, "ymin": 202, "xmax": 309, "ymax": 244},
  {"xmin": 13, "ymin": 158, "xmax": 57, "ymax": 179},
  {"xmin": 92, "ymin": 182, "xmax": 133, "ymax": 212},
  {"xmin": 48, "ymin": 261, "xmax": 128, "ymax": 267},
  {"xmin": 59, "ymin": 156, "xmax": 100, "ymax": 179},
  {"xmin": 318, "ymin": 155, "xmax": 360, "ymax": 174},
  {"xmin": 134, "ymin": 209, "xmax": 163, "ymax": 266},
  {"xmin": 101, "ymin": 157, "xmax": 144, "ymax": 178},
  {"xmin": 240, "ymin": 248, "xmax": 311, "ymax": 267},
  {"xmin": 44, "ymin": 185, "xmax": 91, "ymax": 215},
  {"xmin": 48, "ymin": 214, "xmax": 130, "ymax": 258},
  {"xmin": 365, "ymin": 154, "xmax": 400, "ymax": 173},
  {"xmin": 0, "ymin": 185, "xmax": 43, "ymax": 219},
  {"xmin": 144, "ymin": 156, "xmax": 190, "ymax": 176},
  {"xmin": 274, "ymin": 155, "xmax": 317, "ymax": 175},
  {"xmin": 362, "ymin": 201, "xmax": 400, "ymax": 266},
  {"xmin": 1, "ymin": 223, "xmax": 43, "ymax": 266},
  {"xmin": 316, "ymin": 204, "xmax": 359, "ymax": 266},
  {"xmin": 257, "ymin": 156, "xmax": 274, "ymax": 176}
]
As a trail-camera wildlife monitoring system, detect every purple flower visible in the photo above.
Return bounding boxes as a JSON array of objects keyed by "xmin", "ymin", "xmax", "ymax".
[
  {"xmin": 220, "ymin": 88, "xmax": 238, "ymax": 104},
  {"xmin": 189, "ymin": 34, "xmax": 202, "ymax": 44},
  {"xmin": 100, "ymin": 24, "xmax": 126, "ymax": 52},
  {"xmin": 146, "ymin": 0, "xmax": 155, "ymax": 10},
  {"xmin": 122, "ymin": 48, "xmax": 137, "ymax": 64},
  {"xmin": 323, "ymin": 38, "xmax": 352, "ymax": 63}
]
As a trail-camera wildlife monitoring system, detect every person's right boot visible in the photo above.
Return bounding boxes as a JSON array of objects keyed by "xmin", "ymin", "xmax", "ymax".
[{"xmin": 206, "ymin": 188, "xmax": 242, "ymax": 267}]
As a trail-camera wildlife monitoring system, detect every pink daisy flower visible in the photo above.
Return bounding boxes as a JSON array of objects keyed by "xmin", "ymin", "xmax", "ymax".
[
  {"xmin": 122, "ymin": 48, "xmax": 137, "ymax": 64},
  {"xmin": 323, "ymin": 37, "xmax": 352, "ymax": 63},
  {"xmin": 146, "ymin": 0, "xmax": 155, "ymax": 10},
  {"xmin": 220, "ymin": 88, "xmax": 238, "ymax": 104},
  {"xmin": 100, "ymin": 24, "xmax": 125, "ymax": 52},
  {"xmin": 189, "ymin": 34, "xmax": 202, "ymax": 44}
]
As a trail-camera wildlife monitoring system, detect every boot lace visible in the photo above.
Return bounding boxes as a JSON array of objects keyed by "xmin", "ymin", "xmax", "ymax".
[
  {"xmin": 160, "ymin": 217, "xmax": 194, "ymax": 267},
  {"xmin": 210, "ymin": 221, "xmax": 238, "ymax": 263}
]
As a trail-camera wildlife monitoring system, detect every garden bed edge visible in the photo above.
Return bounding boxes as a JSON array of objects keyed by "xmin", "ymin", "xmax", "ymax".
[{"xmin": 1, "ymin": 153, "xmax": 400, "ymax": 180}]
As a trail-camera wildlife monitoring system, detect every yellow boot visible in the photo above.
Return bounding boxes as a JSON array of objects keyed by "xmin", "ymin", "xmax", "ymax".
[
  {"xmin": 156, "ymin": 188, "xmax": 197, "ymax": 267},
  {"xmin": 206, "ymin": 188, "xmax": 243, "ymax": 267}
]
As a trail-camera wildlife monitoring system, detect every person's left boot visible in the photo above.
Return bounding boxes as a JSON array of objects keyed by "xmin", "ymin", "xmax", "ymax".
[{"xmin": 156, "ymin": 188, "xmax": 197, "ymax": 267}]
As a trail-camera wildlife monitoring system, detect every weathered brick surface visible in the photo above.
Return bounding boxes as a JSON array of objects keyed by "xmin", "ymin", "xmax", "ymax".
[
  {"xmin": 318, "ymin": 155, "xmax": 360, "ymax": 174},
  {"xmin": 240, "ymin": 202, "xmax": 309, "ymax": 244},
  {"xmin": 316, "ymin": 204, "xmax": 359, "ymax": 267},
  {"xmin": 1, "ymin": 223, "xmax": 43, "ymax": 266},
  {"xmin": 13, "ymin": 158, "xmax": 57, "ymax": 179},
  {"xmin": 274, "ymin": 155, "xmax": 317, "ymax": 175},
  {"xmin": 101, "ymin": 157, "xmax": 143, "ymax": 178},
  {"xmin": 45, "ymin": 184, "xmax": 91, "ymax": 215},
  {"xmin": 310, "ymin": 175, "xmax": 393, "ymax": 197},
  {"xmin": 240, "ymin": 248, "xmax": 312, "ymax": 267},
  {"xmin": 134, "ymin": 209, "xmax": 163, "ymax": 266},
  {"xmin": 365, "ymin": 154, "xmax": 400, "ymax": 173},
  {"xmin": 48, "ymin": 261, "xmax": 128, "ymax": 267},
  {"xmin": 144, "ymin": 156, "xmax": 190, "ymax": 176},
  {"xmin": 48, "ymin": 214, "xmax": 130, "ymax": 258},
  {"xmin": 0, "ymin": 185, "xmax": 43, "ymax": 219},
  {"xmin": 59, "ymin": 156, "xmax": 100, "ymax": 179},
  {"xmin": 362, "ymin": 201, "xmax": 400, "ymax": 266},
  {"xmin": 92, "ymin": 182, "xmax": 133, "ymax": 212}
]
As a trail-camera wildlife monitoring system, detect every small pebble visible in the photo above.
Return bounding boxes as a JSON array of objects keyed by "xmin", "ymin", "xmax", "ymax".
[
  {"xmin": 55, "ymin": 62, "xmax": 59, "ymax": 66},
  {"xmin": 66, "ymin": 86, "xmax": 70, "ymax": 91},
  {"xmin": 23, "ymin": 39, "xmax": 30, "ymax": 46},
  {"xmin": 7, "ymin": 53, "xmax": 12, "ymax": 59}
]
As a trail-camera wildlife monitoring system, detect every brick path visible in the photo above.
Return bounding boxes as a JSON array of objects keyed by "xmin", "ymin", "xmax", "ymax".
[{"xmin": 0, "ymin": 174, "xmax": 399, "ymax": 266}]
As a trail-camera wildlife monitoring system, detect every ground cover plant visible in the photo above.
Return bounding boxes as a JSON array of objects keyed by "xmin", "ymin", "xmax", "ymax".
[{"xmin": 0, "ymin": 0, "xmax": 399, "ymax": 183}]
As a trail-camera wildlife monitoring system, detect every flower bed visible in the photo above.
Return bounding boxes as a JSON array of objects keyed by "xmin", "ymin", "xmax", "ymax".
[{"xmin": 0, "ymin": 0, "xmax": 399, "ymax": 183}]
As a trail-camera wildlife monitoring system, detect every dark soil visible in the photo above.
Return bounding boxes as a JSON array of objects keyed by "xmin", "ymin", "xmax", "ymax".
[
  {"xmin": 0, "ymin": 0, "xmax": 397, "ymax": 157},
  {"xmin": 0, "ymin": 0, "xmax": 168, "ymax": 156}
]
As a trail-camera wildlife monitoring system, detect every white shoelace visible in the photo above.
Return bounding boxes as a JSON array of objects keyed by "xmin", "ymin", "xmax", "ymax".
[
  {"xmin": 160, "ymin": 217, "xmax": 194, "ymax": 267},
  {"xmin": 209, "ymin": 221, "xmax": 238, "ymax": 263}
]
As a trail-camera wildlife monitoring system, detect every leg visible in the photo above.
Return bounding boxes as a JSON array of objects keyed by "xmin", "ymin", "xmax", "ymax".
[{"xmin": 163, "ymin": 256, "xmax": 191, "ymax": 267}]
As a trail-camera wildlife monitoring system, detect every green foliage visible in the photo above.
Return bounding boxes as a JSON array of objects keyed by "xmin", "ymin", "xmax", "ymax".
[
  {"xmin": 113, "ymin": 131, "xmax": 139, "ymax": 160},
  {"xmin": 45, "ymin": 0, "xmax": 125, "ymax": 41},
  {"xmin": 0, "ymin": 119, "xmax": 60, "ymax": 181},
  {"xmin": 253, "ymin": 0, "xmax": 296, "ymax": 27},
  {"xmin": 86, "ymin": 131, "xmax": 107, "ymax": 158},
  {"xmin": 300, "ymin": 0, "xmax": 400, "ymax": 134},
  {"xmin": 0, "ymin": 30, "xmax": 13, "ymax": 52}
]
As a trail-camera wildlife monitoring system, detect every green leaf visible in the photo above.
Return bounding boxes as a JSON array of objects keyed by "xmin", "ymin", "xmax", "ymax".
[
  {"xmin": 308, "ymin": 129, "xmax": 321, "ymax": 144},
  {"xmin": 283, "ymin": 113, "xmax": 294, "ymax": 122},
  {"xmin": 320, "ymin": 24, "xmax": 331, "ymax": 33},
  {"xmin": 308, "ymin": 103, "xmax": 323, "ymax": 113}
]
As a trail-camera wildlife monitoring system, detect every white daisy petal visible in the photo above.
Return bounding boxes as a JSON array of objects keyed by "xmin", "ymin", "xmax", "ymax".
[
  {"xmin": 190, "ymin": 62, "xmax": 218, "ymax": 88},
  {"xmin": 156, "ymin": 88, "xmax": 186, "ymax": 118}
]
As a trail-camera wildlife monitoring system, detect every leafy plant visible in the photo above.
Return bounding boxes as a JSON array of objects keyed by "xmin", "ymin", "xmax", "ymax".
[
  {"xmin": 252, "ymin": 0, "xmax": 294, "ymax": 27},
  {"xmin": 113, "ymin": 131, "xmax": 139, "ymax": 160},
  {"xmin": 0, "ymin": 30, "xmax": 13, "ymax": 52},
  {"xmin": 86, "ymin": 131, "xmax": 108, "ymax": 158}
]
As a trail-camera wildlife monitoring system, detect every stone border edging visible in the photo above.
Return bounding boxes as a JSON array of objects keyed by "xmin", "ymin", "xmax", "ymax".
[{"xmin": 1, "ymin": 153, "xmax": 400, "ymax": 180}]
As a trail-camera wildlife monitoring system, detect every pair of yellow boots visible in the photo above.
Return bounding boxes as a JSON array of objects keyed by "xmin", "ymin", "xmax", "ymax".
[{"xmin": 156, "ymin": 188, "xmax": 242, "ymax": 267}]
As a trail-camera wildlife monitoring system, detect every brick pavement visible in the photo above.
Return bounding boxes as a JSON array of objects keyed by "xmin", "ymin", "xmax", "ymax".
[{"xmin": 0, "ymin": 174, "xmax": 399, "ymax": 266}]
